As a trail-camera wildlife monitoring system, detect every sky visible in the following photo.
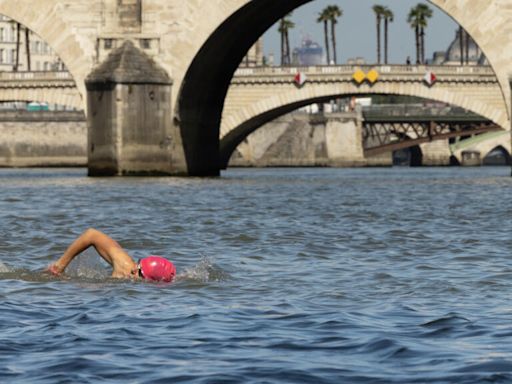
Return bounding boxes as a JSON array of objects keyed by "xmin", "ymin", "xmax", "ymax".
[{"xmin": 263, "ymin": 0, "xmax": 458, "ymax": 65}]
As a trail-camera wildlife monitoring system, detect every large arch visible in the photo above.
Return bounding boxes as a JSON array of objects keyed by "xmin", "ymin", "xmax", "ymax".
[
  {"xmin": 0, "ymin": 1, "xmax": 90, "ymax": 108},
  {"xmin": 177, "ymin": 0, "xmax": 511, "ymax": 175},
  {"xmin": 219, "ymin": 83, "xmax": 506, "ymax": 167},
  {"xmin": 177, "ymin": 0, "xmax": 310, "ymax": 175}
]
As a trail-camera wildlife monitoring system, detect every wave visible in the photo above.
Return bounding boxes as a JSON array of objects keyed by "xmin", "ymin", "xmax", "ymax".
[
  {"xmin": 0, "ymin": 261, "xmax": 10, "ymax": 273},
  {"xmin": 175, "ymin": 256, "xmax": 230, "ymax": 283}
]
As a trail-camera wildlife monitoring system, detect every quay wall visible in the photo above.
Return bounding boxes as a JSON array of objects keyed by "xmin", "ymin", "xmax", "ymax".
[
  {"xmin": 229, "ymin": 112, "xmax": 392, "ymax": 167},
  {"xmin": 0, "ymin": 111, "xmax": 86, "ymax": 167},
  {"xmin": 0, "ymin": 111, "xmax": 506, "ymax": 168}
]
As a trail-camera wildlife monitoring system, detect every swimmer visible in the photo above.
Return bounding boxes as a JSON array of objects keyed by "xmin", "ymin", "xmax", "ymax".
[{"xmin": 47, "ymin": 228, "xmax": 176, "ymax": 282}]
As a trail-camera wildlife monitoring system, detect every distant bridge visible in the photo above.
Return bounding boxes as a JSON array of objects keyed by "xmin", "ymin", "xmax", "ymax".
[
  {"xmin": 0, "ymin": 71, "xmax": 81, "ymax": 109},
  {"xmin": 220, "ymin": 64, "xmax": 507, "ymax": 167},
  {"xmin": 361, "ymin": 105, "xmax": 502, "ymax": 157}
]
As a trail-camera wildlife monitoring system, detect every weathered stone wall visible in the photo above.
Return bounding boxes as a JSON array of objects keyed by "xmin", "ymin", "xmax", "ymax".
[
  {"xmin": 0, "ymin": 111, "xmax": 86, "ymax": 167},
  {"xmin": 420, "ymin": 140, "xmax": 452, "ymax": 166},
  {"xmin": 229, "ymin": 113, "xmax": 392, "ymax": 167}
]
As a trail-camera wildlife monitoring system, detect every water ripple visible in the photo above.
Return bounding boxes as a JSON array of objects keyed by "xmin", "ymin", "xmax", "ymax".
[{"xmin": 0, "ymin": 167, "xmax": 511, "ymax": 382}]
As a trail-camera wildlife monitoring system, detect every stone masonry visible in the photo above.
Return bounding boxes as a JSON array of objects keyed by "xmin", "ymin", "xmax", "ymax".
[{"xmin": 0, "ymin": 0, "xmax": 510, "ymax": 175}]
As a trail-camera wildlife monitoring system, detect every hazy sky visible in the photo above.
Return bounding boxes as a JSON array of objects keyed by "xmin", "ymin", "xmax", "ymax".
[{"xmin": 263, "ymin": 0, "xmax": 459, "ymax": 64}]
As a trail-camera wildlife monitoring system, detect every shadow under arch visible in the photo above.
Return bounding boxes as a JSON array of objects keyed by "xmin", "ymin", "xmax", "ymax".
[
  {"xmin": 177, "ymin": 0, "xmax": 311, "ymax": 176},
  {"xmin": 391, "ymin": 133, "xmax": 423, "ymax": 167},
  {"xmin": 220, "ymin": 96, "xmax": 339, "ymax": 168},
  {"xmin": 482, "ymin": 145, "xmax": 512, "ymax": 166}
]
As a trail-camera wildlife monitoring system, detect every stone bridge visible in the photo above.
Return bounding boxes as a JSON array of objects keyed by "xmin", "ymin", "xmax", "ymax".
[
  {"xmin": 450, "ymin": 130, "xmax": 512, "ymax": 165},
  {"xmin": 0, "ymin": 0, "xmax": 510, "ymax": 175},
  {"xmin": 0, "ymin": 72, "xmax": 82, "ymax": 109},
  {"xmin": 220, "ymin": 64, "xmax": 507, "ymax": 166}
]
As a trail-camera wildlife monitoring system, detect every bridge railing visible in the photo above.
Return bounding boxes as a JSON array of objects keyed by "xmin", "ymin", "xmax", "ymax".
[
  {"xmin": 362, "ymin": 104, "xmax": 488, "ymax": 121},
  {"xmin": 234, "ymin": 65, "xmax": 496, "ymax": 77},
  {"xmin": 0, "ymin": 71, "xmax": 73, "ymax": 81}
]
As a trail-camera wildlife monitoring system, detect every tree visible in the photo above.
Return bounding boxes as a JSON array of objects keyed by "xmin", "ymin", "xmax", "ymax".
[
  {"xmin": 408, "ymin": 4, "xmax": 432, "ymax": 64},
  {"xmin": 464, "ymin": 28, "xmax": 470, "ymax": 64},
  {"xmin": 373, "ymin": 5, "xmax": 385, "ymax": 64},
  {"xmin": 14, "ymin": 22, "xmax": 21, "ymax": 71},
  {"xmin": 327, "ymin": 5, "xmax": 342, "ymax": 64},
  {"xmin": 382, "ymin": 7, "xmax": 394, "ymax": 64},
  {"xmin": 25, "ymin": 27, "xmax": 31, "ymax": 71},
  {"xmin": 458, "ymin": 26, "xmax": 464, "ymax": 65},
  {"xmin": 317, "ymin": 8, "xmax": 331, "ymax": 65},
  {"xmin": 278, "ymin": 14, "xmax": 294, "ymax": 65}
]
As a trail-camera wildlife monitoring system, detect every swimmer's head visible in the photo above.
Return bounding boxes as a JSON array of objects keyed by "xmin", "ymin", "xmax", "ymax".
[{"xmin": 138, "ymin": 256, "xmax": 176, "ymax": 282}]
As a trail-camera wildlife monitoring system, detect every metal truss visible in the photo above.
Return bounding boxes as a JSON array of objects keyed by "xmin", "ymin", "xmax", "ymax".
[{"xmin": 363, "ymin": 120, "xmax": 502, "ymax": 157}]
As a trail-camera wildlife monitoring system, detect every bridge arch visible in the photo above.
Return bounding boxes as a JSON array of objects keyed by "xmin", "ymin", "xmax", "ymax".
[
  {"xmin": 177, "ymin": 0, "xmax": 510, "ymax": 175},
  {"xmin": 0, "ymin": 88, "xmax": 82, "ymax": 110},
  {"xmin": 0, "ymin": 1, "xmax": 88, "ymax": 107},
  {"xmin": 219, "ymin": 82, "xmax": 506, "ymax": 167},
  {"xmin": 482, "ymin": 146, "xmax": 511, "ymax": 165}
]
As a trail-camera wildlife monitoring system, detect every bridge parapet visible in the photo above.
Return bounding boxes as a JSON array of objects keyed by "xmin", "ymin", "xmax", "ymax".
[
  {"xmin": 0, "ymin": 71, "xmax": 75, "ymax": 81},
  {"xmin": 232, "ymin": 65, "xmax": 498, "ymax": 84}
]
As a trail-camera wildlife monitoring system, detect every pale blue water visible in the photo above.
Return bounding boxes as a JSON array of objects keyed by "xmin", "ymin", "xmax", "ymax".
[{"xmin": 0, "ymin": 167, "xmax": 511, "ymax": 383}]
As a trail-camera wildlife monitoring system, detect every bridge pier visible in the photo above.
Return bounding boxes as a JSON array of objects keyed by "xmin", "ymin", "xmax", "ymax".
[{"xmin": 85, "ymin": 41, "xmax": 188, "ymax": 176}]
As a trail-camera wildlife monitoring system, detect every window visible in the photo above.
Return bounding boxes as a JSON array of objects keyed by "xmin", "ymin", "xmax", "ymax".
[
  {"xmin": 140, "ymin": 39, "xmax": 151, "ymax": 49},
  {"xmin": 0, "ymin": 49, "xmax": 4, "ymax": 63},
  {"xmin": 104, "ymin": 39, "xmax": 113, "ymax": 49}
]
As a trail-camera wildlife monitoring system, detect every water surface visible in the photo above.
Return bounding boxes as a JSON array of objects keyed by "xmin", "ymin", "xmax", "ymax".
[{"xmin": 1, "ymin": 167, "xmax": 511, "ymax": 383}]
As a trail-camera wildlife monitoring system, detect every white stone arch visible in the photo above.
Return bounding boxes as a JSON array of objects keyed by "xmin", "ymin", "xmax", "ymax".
[
  {"xmin": 222, "ymin": 82, "xmax": 506, "ymax": 139},
  {"xmin": 219, "ymin": 82, "xmax": 507, "ymax": 166},
  {"xmin": 0, "ymin": 1, "xmax": 89, "ymax": 108}
]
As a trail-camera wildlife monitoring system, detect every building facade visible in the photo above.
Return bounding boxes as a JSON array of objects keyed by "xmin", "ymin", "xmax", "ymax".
[{"xmin": 0, "ymin": 15, "xmax": 65, "ymax": 72}]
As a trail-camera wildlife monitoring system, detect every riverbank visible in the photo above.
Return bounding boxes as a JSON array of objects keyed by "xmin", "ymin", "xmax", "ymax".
[{"xmin": 0, "ymin": 110, "xmax": 508, "ymax": 168}]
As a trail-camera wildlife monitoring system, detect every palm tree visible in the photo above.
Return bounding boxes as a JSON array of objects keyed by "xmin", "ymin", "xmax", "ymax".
[
  {"xmin": 408, "ymin": 4, "xmax": 432, "ymax": 64},
  {"xmin": 317, "ymin": 8, "xmax": 331, "ymax": 65},
  {"xmin": 278, "ymin": 14, "xmax": 294, "ymax": 65},
  {"xmin": 373, "ymin": 5, "xmax": 385, "ymax": 64},
  {"xmin": 382, "ymin": 7, "xmax": 394, "ymax": 64},
  {"xmin": 417, "ymin": 4, "xmax": 433, "ymax": 64},
  {"xmin": 327, "ymin": 5, "xmax": 342, "ymax": 64}
]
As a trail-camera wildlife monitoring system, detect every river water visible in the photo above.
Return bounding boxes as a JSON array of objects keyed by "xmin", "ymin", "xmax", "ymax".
[{"xmin": 0, "ymin": 167, "xmax": 511, "ymax": 383}]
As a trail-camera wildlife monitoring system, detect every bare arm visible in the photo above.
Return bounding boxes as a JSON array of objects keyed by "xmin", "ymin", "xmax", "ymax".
[{"xmin": 48, "ymin": 228, "xmax": 130, "ymax": 275}]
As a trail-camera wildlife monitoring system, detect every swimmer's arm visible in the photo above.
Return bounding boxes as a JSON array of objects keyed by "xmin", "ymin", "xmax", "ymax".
[{"xmin": 48, "ymin": 228, "xmax": 123, "ymax": 275}]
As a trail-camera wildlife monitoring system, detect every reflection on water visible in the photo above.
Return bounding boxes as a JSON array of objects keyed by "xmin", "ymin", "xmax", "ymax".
[{"xmin": 0, "ymin": 167, "xmax": 511, "ymax": 383}]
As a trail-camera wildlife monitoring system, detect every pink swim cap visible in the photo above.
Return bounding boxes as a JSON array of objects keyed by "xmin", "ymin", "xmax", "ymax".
[{"xmin": 139, "ymin": 256, "xmax": 176, "ymax": 282}]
